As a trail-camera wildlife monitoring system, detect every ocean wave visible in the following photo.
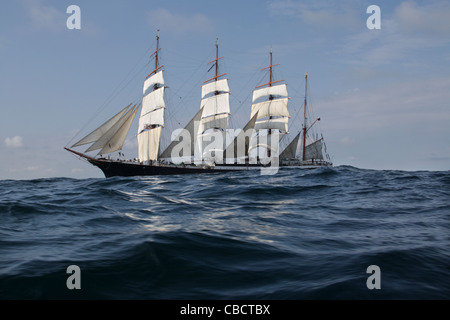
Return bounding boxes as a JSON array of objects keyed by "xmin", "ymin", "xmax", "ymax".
[{"xmin": 0, "ymin": 168, "xmax": 449, "ymax": 299}]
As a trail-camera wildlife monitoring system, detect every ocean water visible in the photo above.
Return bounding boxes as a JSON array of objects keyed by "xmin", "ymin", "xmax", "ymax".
[{"xmin": 0, "ymin": 166, "xmax": 449, "ymax": 300}]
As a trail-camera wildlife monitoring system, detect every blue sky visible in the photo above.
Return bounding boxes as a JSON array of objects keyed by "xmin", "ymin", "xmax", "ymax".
[{"xmin": 1, "ymin": 0, "xmax": 449, "ymax": 179}]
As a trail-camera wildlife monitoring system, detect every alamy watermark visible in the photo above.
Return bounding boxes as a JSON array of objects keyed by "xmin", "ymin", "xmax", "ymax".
[
  {"xmin": 66, "ymin": 265, "xmax": 81, "ymax": 290},
  {"xmin": 65, "ymin": 264, "xmax": 382, "ymax": 292},
  {"xmin": 66, "ymin": 5, "xmax": 381, "ymax": 32},
  {"xmin": 366, "ymin": 265, "xmax": 381, "ymax": 290},
  {"xmin": 367, "ymin": 5, "xmax": 381, "ymax": 30},
  {"xmin": 66, "ymin": 5, "xmax": 81, "ymax": 30},
  {"xmin": 168, "ymin": 123, "xmax": 281, "ymax": 175}
]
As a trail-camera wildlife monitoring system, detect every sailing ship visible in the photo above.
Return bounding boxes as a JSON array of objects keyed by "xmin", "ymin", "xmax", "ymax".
[{"xmin": 65, "ymin": 32, "xmax": 331, "ymax": 177}]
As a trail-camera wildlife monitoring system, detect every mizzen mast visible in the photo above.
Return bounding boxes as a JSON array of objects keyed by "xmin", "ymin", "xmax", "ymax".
[{"xmin": 302, "ymin": 72, "xmax": 307, "ymax": 161}]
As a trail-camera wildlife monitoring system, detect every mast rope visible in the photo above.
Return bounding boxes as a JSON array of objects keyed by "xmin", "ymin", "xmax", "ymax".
[
  {"xmin": 66, "ymin": 44, "xmax": 155, "ymax": 148},
  {"xmin": 228, "ymin": 55, "xmax": 268, "ymax": 129}
]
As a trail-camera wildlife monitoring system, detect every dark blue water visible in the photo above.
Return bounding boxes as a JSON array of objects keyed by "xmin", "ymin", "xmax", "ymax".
[{"xmin": 0, "ymin": 166, "xmax": 449, "ymax": 300}]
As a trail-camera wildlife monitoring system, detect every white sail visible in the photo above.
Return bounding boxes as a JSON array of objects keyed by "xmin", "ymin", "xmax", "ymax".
[
  {"xmin": 304, "ymin": 138, "xmax": 324, "ymax": 160},
  {"xmin": 137, "ymin": 126, "xmax": 162, "ymax": 162},
  {"xmin": 141, "ymin": 87, "xmax": 165, "ymax": 118},
  {"xmin": 249, "ymin": 85, "xmax": 289, "ymax": 159},
  {"xmin": 246, "ymin": 47, "xmax": 292, "ymax": 163},
  {"xmin": 248, "ymin": 129, "xmax": 281, "ymax": 161},
  {"xmin": 197, "ymin": 79, "xmax": 231, "ymax": 155},
  {"xmin": 198, "ymin": 128, "xmax": 226, "ymax": 162},
  {"xmin": 71, "ymin": 104, "xmax": 131, "ymax": 148},
  {"xmin": 200, "ymin": 90, "xmax": 230, "ymax": 119},
  {"xmin": 252, "ymin": 84, "xmax": 288, "ymax": 103},
  {"xmin": 138, "ymin": 107, "xmax": 164, "ymax": 132},
  {"xmin": 280, "ymin": 132, "xmax": 300, "ymax": 159},
  {"xmin": 201, "ymin": 113, "xmax": 229, "ymax": 131},
  {"xmin": 224, "ymin": 111, "xmax": 258, "ymax": 161},
  {"xmin": 98, "ymin": 106, "xmax": 139, "ymax": 155},
  {"xmin": 138, "ymin": 71, "xmax": 166, "ymax": 161},
  {"xmin": 198, "ymin": 79, "xmax": 230, "ymax": 162},
  {"xmin": 255, "ymin": 117, "xmax": 288, "ymax": 132},
  {"xmin": 250, "ymin": 98, "xmax": 289, "ymax": 120},
  {"xmin": 159, "ymin": 107, "xmax": 204, "ymax": 159},
  {"xmin": 250, "ymin": 141, "xmax": 279, "ymax": 154},
  {"xmin": 201, "ymin": 78, "xmax": 229, "ymax": 98},
  {"xmin": 85, "ymin": 105, "xmax": 137, "ymax": 153},
  {"xmin": 143, "ymin": 70, "xmax": 164, "ymax": 95}
]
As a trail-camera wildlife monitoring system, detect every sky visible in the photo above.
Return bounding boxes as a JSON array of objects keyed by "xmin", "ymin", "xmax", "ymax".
[{"xmin": 0, "ymin": 0, "xmax": 449, "ymax": 179}]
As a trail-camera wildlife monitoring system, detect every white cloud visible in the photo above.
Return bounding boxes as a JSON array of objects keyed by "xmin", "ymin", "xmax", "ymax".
[
  {"xmin": 22, "ymin": 0, "xmax": 66, "ymax": 31},
  {"xmin": 147, "ymin": 8, "xmax": 214, "ymax": 36},
  {"xmin": 5, "ymin": 136, "xmax": 24, "ymax": 148},
  {"xmin": 316, "ymin": 75, "xmax": 450, "ymax": 170},
  {"xmin": 339, "ymin": 137, "xmax": 356, "ymax": 146},
  {"xmin": 268, "ymin": 0, "xmax": 361, "ymax": 31},
  {"xmin": 395, "ymin": 1, "xmax": 450, "ymax": 36},
  {"xmin": 20, "ymin": 0, "xmax": 100, "ymax": 35},
  {"xmin": 321, "ymin": 76, "xmax": 450, "ymax": 131},
  {"xmin": 335, "ymin": 1, "xmax": 450, "ymax": 65}
]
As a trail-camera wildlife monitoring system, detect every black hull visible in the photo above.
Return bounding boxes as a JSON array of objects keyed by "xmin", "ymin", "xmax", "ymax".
[
  {"xmin": 65, "ymin": 148, "xmax": 332, "ymax": 178},
  {"xmin": 88, "ymin": 159, "xmax": 232, "ymax": 177},
  {"xmin": 88, "ymin": 159, "xmax": 332, "ymax": 178}
]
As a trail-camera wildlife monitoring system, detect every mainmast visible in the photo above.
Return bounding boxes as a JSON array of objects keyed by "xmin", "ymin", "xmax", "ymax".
[
  {"xmin": 260, "ymin": 47, "xmax": 282, "ymax": 158},
  {"xmin": 204, "ymin": 38, "xmax": 226, "ymax": 84},
  {"xmin": 155, "ymin": 30, "xmax": 159, "ymax": 71},
  {"xmin": 250, "ymin": 48, "xmax": 289, "ymax": 162},
  {"xmin": 215, "ymin": 38, "xmax": 218, "ymax": 80},
  {"xmin": 256, "ymin": 46, "xmax": 282, "ymax": 88},
  {"xmin": 269, "ymin": 46, "xmax": 273, "ymax": 88},
  {"xmin": 302, "ymin": 72, "xmax": 307, "ymax": 161},
  {"xmin": 198, "ymin": 38, "xmax": 230, "ymax": 161}
]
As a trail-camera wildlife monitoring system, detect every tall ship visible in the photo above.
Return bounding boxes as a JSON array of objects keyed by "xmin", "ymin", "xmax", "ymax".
[{"xmin": 65, "ymin": 32, "xmax": 331, "ymax": 177}]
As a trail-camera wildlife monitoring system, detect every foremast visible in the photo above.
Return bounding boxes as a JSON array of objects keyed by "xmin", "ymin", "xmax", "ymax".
[{"xmin": 137, "ymin": 30, "xmax": 166, "ymax": 164}]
